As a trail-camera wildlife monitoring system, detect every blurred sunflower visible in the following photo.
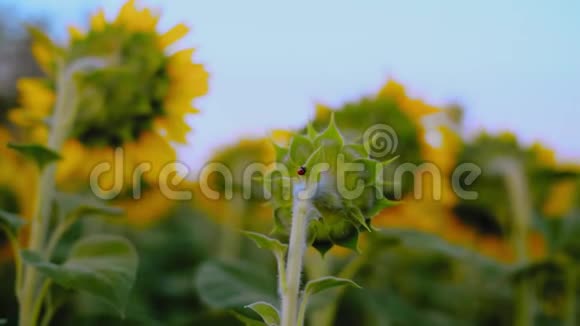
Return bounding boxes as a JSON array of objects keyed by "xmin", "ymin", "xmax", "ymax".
[
  {"xmin": 11, "ymin": 0, "xmax": 208, "ymax": 179},
  {"xmin": 192, "ymin": 138, "xmax": 276, "ymax": 231},
  {"xmin": 543, "ymin": 179, "xmax": 577, "ymax": 219},
  {"xmin": 0, "ymin": 128, "xmax": 36, "ymax": 262},
  {"xmin": 306, "ymin": 80, "xmax": 464, "ymax": 260},
  {"xmin": 8, "ymin": 0, "xmax": 208, "ymax": 225},
  {"xmin": 310, "ymin": 79, "xmax": 443, "ymax": 201},
  {"xmin": 447, "ymin": 132, "xmax": 554, "ymax": 262}
]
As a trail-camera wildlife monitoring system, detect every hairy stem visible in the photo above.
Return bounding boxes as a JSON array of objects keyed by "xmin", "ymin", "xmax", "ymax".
[
  {"xmin": 276, "ymin": 251, "xmax": 287, "ymax": 296},
  {"xmin": 19, "ymin": 57, "xmax": 107, "ymax": 326},
  {"xmin": 491, "ymin": 158, "xmax": 534, "ymax": 326},
  {"xmin": 281, "ymin": 198, "xmax": 310, "ymax": 326}
]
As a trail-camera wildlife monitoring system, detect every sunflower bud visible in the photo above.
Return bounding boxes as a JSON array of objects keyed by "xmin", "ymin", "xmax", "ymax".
[{"xmin": 270, "ymin": 114, "xmax": 397, "ymax": 254}]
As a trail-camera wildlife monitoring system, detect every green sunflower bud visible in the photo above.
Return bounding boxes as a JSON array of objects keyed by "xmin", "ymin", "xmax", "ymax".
[{"xmin": 270, "ymin": 113, "xmax": 397, "ymax": 254}]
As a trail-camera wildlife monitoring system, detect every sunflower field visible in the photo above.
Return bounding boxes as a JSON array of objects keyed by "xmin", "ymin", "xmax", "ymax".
[{"xmin": 0, "ymin": 1, "xmax": 578, "ymax": 325}]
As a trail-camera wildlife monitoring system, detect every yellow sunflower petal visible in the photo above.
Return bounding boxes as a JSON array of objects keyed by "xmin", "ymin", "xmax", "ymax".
[
  {"xmin": 68, "ymin": 25, "xmax": 84, "ymax": 42},
  {"xmin": 166, "ymin": 49, "xmax": 209, "ymax": 98},
  {"xmin": 115, "ymin": 0, "xmax": 139, "ymax": 27},
  {"xmin": 270, "ymin": 129, "xmax": 293, "ymax": 146},
  {"xmin": 531, "ymin": 142, "xmax": 556, "ymax": 167},
  {"xmin": 378, "ymin": 79, "xmax": 406, "ymax": 101},
  {"xmin": 57, "ymin": 140, "xmax": 86, "ymax": 187},
  {"xmin": 164, "ymin": 92, "xmax": 193, "ymax": 116},
  {"xmin": 17, "ymin": 78, "xmax": 55, "ymax": 118},
  {"xmin": 315, "ymin": 103, "xmax": 332, "ymax": 121},
  {"xmin": 115, "ymin": 187, "xmax": 174, "ymax": 227},
  {"xmin": 8, "ymin": 109, "xmax": 31, "ymax": 126},
  {"xmin": 31, "ymin": 42, "xmax": 53, "ymax": 74},
  {"xmin": 401, "ymin": 98, "xmax": 441, "ymax": 118},
  {"xmin": 543, "ymin": 180, "xmax": 577, "ymax": 218},
  {"xmin": 134, "ymin": 132, "xmax": 177, "ymax": 183},
  {"xmin": 154, "ymin": 117, "xmax": 190, "ymax": 143},
  {"xmin": 30, "ymin": 125, "xmax": 49, "ymax": 144},
  {"xmin": 135, "ymin": 8, "xmax": 160, "ymax": 32},
  {"xmin": 158, "ymin": 23, "xmax": 189, "ymax": 48},
  {"xmin": 91, "ymin": 9, "xmax": 107, "ymax": 31}
]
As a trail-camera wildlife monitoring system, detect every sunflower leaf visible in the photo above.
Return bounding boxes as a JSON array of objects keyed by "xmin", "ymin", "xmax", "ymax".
[
  {"xmin": 306, "ymin": 123, "xmax": 318, "ymax": 140},
  {"xmin": 7, "ymin": 143, "xmax": 61, "ymax": 170},
  {"xmin": 21, "ymin": 235, "xmax": 138, "ymax": 317},
  {"xmin": 289, "ymin": 134, "xmax": 314, "ymax": 166},
  {"xmin": 243, "ymin": 231, "xmax": 288, "ymax": 256},
  {"xmin": 314, "ymin": 113, "xmax": 343, "ymax": 148},
  {"xmin": 0, "ymin": 209, "xmax": 26, "ymax": 235},
  {"xmin": 194, "ymin": 260, "xmax": 277, "ymax": 309},
  {"xmin": 245, "ymin": 301, "xmax": 280, "ymax": 326},
  {"xmin": 55, "ymin": 192, "xmax": 124, "ymax": 221},
  {"xmin": 305, "ymin": 276, "xmax": 361, "ymax": 296}
]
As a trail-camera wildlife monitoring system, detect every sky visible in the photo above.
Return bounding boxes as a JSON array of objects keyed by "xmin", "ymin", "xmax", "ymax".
[{"xmin": 5, "ymin": 0, "xmax": 580, "ymax": 170}]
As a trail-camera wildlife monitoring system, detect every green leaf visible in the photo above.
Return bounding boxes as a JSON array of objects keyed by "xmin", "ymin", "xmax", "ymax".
[
  {"xmin": 243, "ymin": 231, "xmax": 287, "ymax": 255},
  {"xmin": 306, "ymin": 123, "xmax": 318, "ymax": 140},
  {"xmin": 245, "ymin": 301, "xmax": 280, "ymax": 326},
  {"xmin": 314, "ymin": 113, "xmax": 344, "ymax": 148},
  {"xmin": 346, "ymin": 205, "xmax": 371, "ymax": 232},
  {"xmin": 366, "ymin": 198, "xmax": 399, "ymax": 219},
  {"xmin": 55, "ymin": 192, "xmax": 124, "ymax": 220},
  {"xmin": 272, "ymin": 142, "xmax": 288, "ymax": 163},
  {"xmin": 305, "ymin": 276, "xmax": 361, "ymax": 297},
  {"xmin": 7, "ymin": 143, "xmax": 61, "ymax": 170},
  {"xmin": 272, "ymin": 206, "xmax": 292, "ymax": 237},
  {"xmin": 194, "ymin": 260, "xmax": 277, "ymax": 309},
  {"xmin": 312, "ymin": 240, "xmax": 333, "ymax": 257},
  {"xmin": 342, "ymin": 144, "xmax": 368, "ymax": 160},
  {"xmin": 21, "ymin": 235, "xmax": 138, "ymax": 316},
  {"xmin": 0, "ymin": 209, "xmax": 26, "ymax": 235},
  {"xmin": 0, "ymin": 318, "xmax": 6, "ymax": 325},
  {"xmin": 332, "ymin": 229, "xmax": 360, "ymax": 253},
  {"xmin": 289, "ymin": 134, "xmax": 314, "ymax": 165},
  {"xmin": 381, "ymin": 154, "xmax": 400, "ymax": 167}
]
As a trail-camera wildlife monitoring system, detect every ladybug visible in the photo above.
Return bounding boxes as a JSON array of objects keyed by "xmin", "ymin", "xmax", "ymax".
[{"xmin": 297, "ymin": 166, "xmax": 307, "ymax": 176}]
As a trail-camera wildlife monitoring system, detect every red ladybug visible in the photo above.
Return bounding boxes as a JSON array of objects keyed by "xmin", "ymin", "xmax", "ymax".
[{"xmin": 297, "ymin": 166, "xmax": 306, "ymax": 175}]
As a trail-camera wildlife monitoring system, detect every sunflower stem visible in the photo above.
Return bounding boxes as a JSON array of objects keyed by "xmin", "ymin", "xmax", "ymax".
[
  {"xmin": 281, "ymin": 196, "xmax": 310, "ymax": 326},
  {"xmin": 490, "ymin": 158, "xmax": 534, "ymax": 326},
  {"xmin": 19, "ymin": 57, "xmax": 107, "ymax": 326}
]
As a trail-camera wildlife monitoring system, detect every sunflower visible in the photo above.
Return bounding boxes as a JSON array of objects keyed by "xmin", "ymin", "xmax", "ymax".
[
  {"xmin": 10, "ymin": 1, "xmax": 208, "ymax": 190},
  {"xmin": 310, "ymin": 79, "xmax": 444, "ymax": 203},
  {"xmin": 192, "ymin": 138, "xmax": 276, "ymax": 232},
  {"xmin": 8, "ymin": 0, "xmax": 207, "ymax": 224},
  {"xmin": 0, "ymin": 128, "xmax": 37, "ymax": 262}
]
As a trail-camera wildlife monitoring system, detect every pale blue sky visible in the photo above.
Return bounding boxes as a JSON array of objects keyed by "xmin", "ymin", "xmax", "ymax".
[{"xmin": 5, "ymin": 0, "xmax": 580, "ymax": 169}]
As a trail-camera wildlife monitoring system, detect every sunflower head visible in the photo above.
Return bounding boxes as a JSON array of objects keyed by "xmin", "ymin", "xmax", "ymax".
[
  {"xmin": 15, "ymin": 0, "xmax": 207, "ymax": 148},
  {"xmin": 309, "ymin": 79, "xmax": 446, "ymax": 200},
  {"xmin": 192, "ymin": 138, "xmax": 276, "ymax": 231},
  {"xmin": 452, "ymin": 133, "xmax": 564, "ymax": 236},
  {"xmin": 11, "ymin": 0, "xmax": 207, "ymax": 180},
  {"xmin": 269, "ymin": 114, "xmax": 397, "ymax": 254},
  {"xmin": 8, "ymin": 1, "xmax": 207, "ymax": 226}
]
